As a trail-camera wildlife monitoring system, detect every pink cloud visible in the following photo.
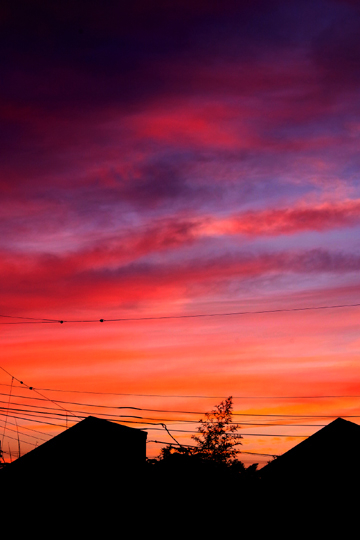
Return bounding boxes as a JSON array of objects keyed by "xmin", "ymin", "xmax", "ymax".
[
  {"xmin": 0, "ymin": 245, "xmax": 359, "ymax": 316},
  {"xmin": 204, "ymin": 199, "xmax": 360, "ymax": 237}
]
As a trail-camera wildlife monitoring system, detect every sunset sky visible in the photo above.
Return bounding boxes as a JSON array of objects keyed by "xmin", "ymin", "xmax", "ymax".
[{"xmin": 2, "ymin": 0, "xmax": 360, "ymax": 466}]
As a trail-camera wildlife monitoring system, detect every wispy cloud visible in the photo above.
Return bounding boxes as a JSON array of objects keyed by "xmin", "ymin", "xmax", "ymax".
[{"xmin": 204, "ymin": 199, "xmax": 360, "ymax": 237}]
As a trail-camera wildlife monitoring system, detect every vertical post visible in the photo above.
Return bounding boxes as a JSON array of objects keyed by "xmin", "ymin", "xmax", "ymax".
[{"xmin": 15, "ymin": 420, "xmax": 21, "ymax": 460}]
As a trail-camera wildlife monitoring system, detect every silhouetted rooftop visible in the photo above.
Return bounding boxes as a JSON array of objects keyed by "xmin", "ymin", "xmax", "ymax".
[
  {"xmin": 0, "ymin": 415, "xmax": 147, "ymax": 487},
  {"xmin": 260, "ymin": 417, "xmax": 360, "ymax": 485}
]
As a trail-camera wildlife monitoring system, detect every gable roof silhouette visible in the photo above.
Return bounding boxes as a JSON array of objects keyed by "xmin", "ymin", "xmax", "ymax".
[
  {"xmin": 0, "ymin": 415, "xmax": 147, "ymax": 486},
  {"xmin": 0, "ymin": 416, "xmax": 148, "ymax": 514},
  {"xmin": 260, "ymin": 417, "xmax": 360, "ymax": 484}
]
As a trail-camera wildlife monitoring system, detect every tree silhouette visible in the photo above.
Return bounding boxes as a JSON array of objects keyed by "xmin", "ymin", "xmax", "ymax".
[
  {"xmin": 191, "ymin": 396, "xmax": 242, "ymax": 463},
  {"xmin": 159, "ymin": 396, "xmax": 242, "ymax": 464},
  {"xmin": 151, "ymin": 397, "xmax": 261, "ymax": 518}
]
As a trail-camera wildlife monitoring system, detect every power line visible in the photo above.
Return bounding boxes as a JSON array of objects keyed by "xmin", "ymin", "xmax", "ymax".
[
  {"xmin": 0, "ymin": 404, "xmax": 351, "ymax": 466},
  {"xmin": 0, "ymin": 400, "xmax": 332, "ymax": 426},
  {"xmin": 147, "ymin": 440, "xmax": 278, "ymax": 457},
  {"xmin": 1, "ymin": 387, "xmax": 360, "ymax": 419},
  {"xmin": 241, "ymin": 450, "xmax": 278, "ymax": 457},
  {"xmin": 1, "ymin": 407, "xmax": 335, "ymax": 437},
  {"xmin": 1, "ymin": 406, "xmax": 351, "ymax": 461},
  {"xmin": 1, "ymin": 383, "xmax": 360, "ymax": 401},
  {"xmin": 2, "ymin": 433, "xmax": 39, "ymax": 447},
  {"xmin": 2, "ymin": 400, "xmax": 360, "ymax": 420},
  {"xmin": 1, "ymin": 301, "xmax": 360, "ymax": 325},
  {"xmin": 0, "ymin": 402, "xmax": 148, "ymax": 421},
  {"xmin": 0, "ymin": 366, "xmax": 77, "ymax": 420},
  {"xmin": 0, "ymin": 416, "xmax": 52, "ymax": 437},
  {"xmin": 0, "ymin": 403, "xmax": 333, "ymax": 428},
  {"xmin": 144, "ymin": 426, "xmax": 307, "ymax": 437},
  {"xmin": 0, "ymin": 409, "xmax": 81, "ymax": 425},
  {"xmin": 0, "ymin": 408, "xmax": 170, "ymax": 428},
  {"xmin": 1, "ymin": 367, "xmax": 359, "ymax": 461},
  {"xmin": 1, "ymin": 376, "xmax": 14, "ymax": 445},
  {"xmin": 0, "ymin": 421, "xmax": 48, "ymax": 442},
  {"xmin": 1, "ymin": 411, "xmax": 68, "ymax": 429}
]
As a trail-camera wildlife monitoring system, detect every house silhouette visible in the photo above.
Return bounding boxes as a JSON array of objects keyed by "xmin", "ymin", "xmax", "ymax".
[
  {"xmin": 260, "ymin": 417, "xmax": 360, "ymax": 489},
  {"xmin": 0, "ymin": 416, "xmax": 147, "ymax": 507}
]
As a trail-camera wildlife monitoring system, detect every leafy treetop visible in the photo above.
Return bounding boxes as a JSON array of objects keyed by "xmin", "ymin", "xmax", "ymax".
[
  {"xmin": 159, "ymin": 396, "xmax": 242, "ymax": 465},
  {"xmin": 191, "ymin": 396, "xmax": 242, "ymax": 464}
]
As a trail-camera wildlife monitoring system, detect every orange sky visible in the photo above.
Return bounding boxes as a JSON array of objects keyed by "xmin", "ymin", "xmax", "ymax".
[{"xmin": 2, "ymin": 302, "xmax": 360, "ymax": 466}]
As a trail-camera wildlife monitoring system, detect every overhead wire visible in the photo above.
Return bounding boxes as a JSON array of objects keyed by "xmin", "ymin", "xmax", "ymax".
[
  {"xmin": 0, "ymin": 421, "xmax": 48, "ymax": 442},
  {"xmin": 0, "ymin": 405, "xmax": 325, "ymax": 437},
  {"xmin": 1, "ymin": 301, "xmax": 360, "ymax": 325},
  {"xmin": 8, "ymin": 405, "xmax": 328, "ymax": 427},
  {"xmin": 0, "ymin": 366, "xmax": 78, "ymax": 420},
  {"xmin": 1, "ymin": 402, "xmax": 358, "ymax": 424},
  {"xmin": 2, "ymin": 364, "xmax": 360, "ymax": 460},
  {"xmin": 1, "ymin": 411, "xmax": 68, "ymax": 429},
  {"xmin": 2, "ymin": 401, "xmax": 357, "ymax": 463},
  {"xmin": 3, "ymin": 433, "xmax": 40, "ymax": 447},
  {"xmin": 1, "ymin": 383, "xmax": 359, "ymax": 400},
  {"xmin": 0, "ymin": 416, "xmax": 52, "ymax": 437},
  {"xmin": 146, "ymin": 440, "xmax": 278, "ymax": 457},
  {"xmin": 1, "ymin": 376, "xmax": 14, "ymax": 445},
  {"xmin": 1, "ymin": 303, "xmax": 360, "ymax": 458},
  {"xmin": 1, "ymin": 391, "xmax": 360, "ymax": 420},
  {"xmin": 144, "ymin": 426, "xmax": 307, "ymax": 437},
  {"xmin": 1, "ymin": 373, "xmax": 359, "ymax": 452}
]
